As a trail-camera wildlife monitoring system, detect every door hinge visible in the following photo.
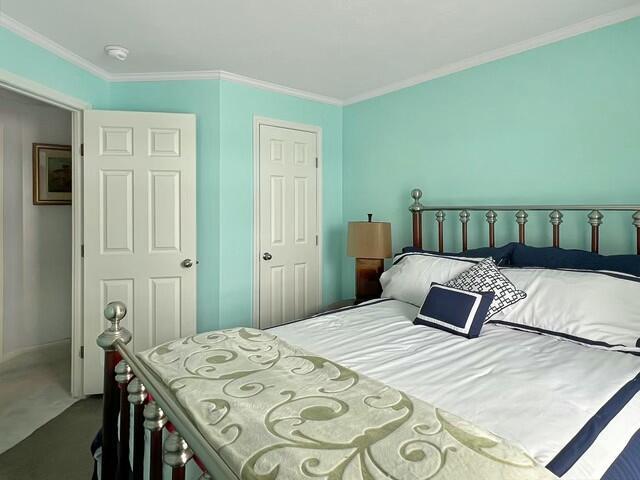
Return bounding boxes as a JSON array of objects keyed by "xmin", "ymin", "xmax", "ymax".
[
  {"xmin": 80, "ymin": 143, "xmax": 84, "ymax": 156},
  {"xmin": 315, "ymin": 157, "xmax": 318, "ymax": 168},
  {"xmin": 79, "ymin": 346, "xmax": 84, "ymax": 359},
  {"xmin": 315, "ymin": 235, "xmax": 319, "ymax": 246},
  {"xmin": 81, "ymin": 244, "xmax": 84, "ymax": 258}
]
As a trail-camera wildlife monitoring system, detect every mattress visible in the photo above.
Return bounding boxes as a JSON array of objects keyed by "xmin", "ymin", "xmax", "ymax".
[{"xmin": 270, "ymin": 299, "xmax": 640, "ymax": 480}]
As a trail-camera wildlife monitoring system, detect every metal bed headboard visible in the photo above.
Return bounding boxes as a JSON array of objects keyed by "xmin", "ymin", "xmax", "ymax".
[{"xmin": 408, "ymin": 188, "xmax": 640, "ymax": 254}]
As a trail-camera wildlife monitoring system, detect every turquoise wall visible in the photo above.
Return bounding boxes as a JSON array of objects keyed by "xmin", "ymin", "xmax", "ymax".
[
  {"xmin": 0, "ymin": 26, "xmax": 343, "ymax": 331},
  {"xmin": 3, "ymin": 16, "xmax": 640, "ymax": 323},
  {"xmin": 218, "ymin": 80, "xmax": 343, "ymax": 328},
  {"xmin": 0, "ymin": 27, "xmax": 110, "ymax": 107},
  {"xmin": 109, "ymin": 81, "xmax": 222, "ymax": 332},
  {"xmin": 109, "ymin": 80, "xmax": 343, "ymax": 331},
  {"xmin": 342, "ymin": 17, "xmax": 640, "ymax": 296}
]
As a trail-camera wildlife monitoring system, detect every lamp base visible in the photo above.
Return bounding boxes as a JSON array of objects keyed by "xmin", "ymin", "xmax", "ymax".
[{"xmin": 355, "ymin": 258, "xmax": 384, "ymax": 303}]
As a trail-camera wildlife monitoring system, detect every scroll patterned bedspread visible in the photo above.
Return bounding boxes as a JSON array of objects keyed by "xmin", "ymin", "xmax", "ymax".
[{"xmin": 138, "ymin": 328, "xmax": 558, "ymax": 480}]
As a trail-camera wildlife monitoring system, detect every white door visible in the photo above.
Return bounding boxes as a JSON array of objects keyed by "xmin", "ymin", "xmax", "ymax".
[
  {"xmin": 83, "ymin": 110, "xmax": 196, "ymax": 394},
  {"xmin": 258, "ymin": 123, "xmax": 320, "ymax": 328}
]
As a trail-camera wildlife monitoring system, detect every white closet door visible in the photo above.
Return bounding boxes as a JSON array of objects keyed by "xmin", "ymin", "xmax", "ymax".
[
  {"xmin": 258, "ymin": 124, "xmax": 320, "ymax": 328},
  {"xmin": 83, "ymin": 110, "xmax": 196, "ymax": 394}
]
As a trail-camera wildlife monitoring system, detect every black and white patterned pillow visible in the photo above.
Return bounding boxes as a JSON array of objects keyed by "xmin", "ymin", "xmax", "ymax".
[{"xmin": 444, "ymin": 258, "xmax": 526, "ymax": 320}]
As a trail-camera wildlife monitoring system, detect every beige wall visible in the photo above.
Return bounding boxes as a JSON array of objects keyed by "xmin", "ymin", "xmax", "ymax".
[{"xmin": 0, "ymin": 88, "xmax": 72, "ymax": 358}]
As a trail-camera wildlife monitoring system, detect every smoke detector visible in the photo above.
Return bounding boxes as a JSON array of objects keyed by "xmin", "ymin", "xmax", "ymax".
[{"xmin": 104, "ymin": 45, "xmax": 129, "ymax": 61}]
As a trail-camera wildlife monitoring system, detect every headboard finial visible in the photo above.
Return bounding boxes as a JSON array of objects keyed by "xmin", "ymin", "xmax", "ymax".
[
  {"xmin": 409, "ymin": 188, "xmax": 424, "ymax": 212},
  {"xmin": 549, "ymin": 210, "xmax": 564, "ymax": 226},
  {"xmin": 588, "ymin": 210, "xmax": 604, "ymax": 226},
  {"xmin": 515, "ymin": 210, "xmax": 528, "ymax": 224}
]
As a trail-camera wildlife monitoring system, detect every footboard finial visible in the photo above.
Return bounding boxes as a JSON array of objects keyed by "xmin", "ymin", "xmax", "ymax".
[
  {"xmin": 98, "ymin": 301, "xmax": 132, "ymax": 351},
  {"xmin": 143, "ymin": 401, "xmax": 168, "ymax": 431},
  {"xmin": 127, "ymin": 378, "xmax": 147, "ymax": 404},
  {"xmin": 164, "ymin": 431, "xmax": 194, "ymax": 471},
  {"xmin": 115, "ymin": 360, "xmax": 133, "ymax": 384}
]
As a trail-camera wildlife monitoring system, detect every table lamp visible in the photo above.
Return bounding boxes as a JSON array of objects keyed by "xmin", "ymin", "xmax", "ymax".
[{"xmin": 347, "ymin": 214, "xmax": 392, "ymax": 302}]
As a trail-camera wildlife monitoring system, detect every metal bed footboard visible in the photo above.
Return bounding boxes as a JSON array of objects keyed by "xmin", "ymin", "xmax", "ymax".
[{"xmin": 98, "ymin": 301, "xmax": 237, "ymax": 480}]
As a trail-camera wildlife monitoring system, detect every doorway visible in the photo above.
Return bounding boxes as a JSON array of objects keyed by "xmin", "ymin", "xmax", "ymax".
[
  {"xmin": 253, "ymin": 117, "xmax": 322, "ymax": 329},
  {"xmin": 0, "ymin": 86, "xmax": 75, "ymax": 453},
  {"xmin": 0, "ymin": 72, "xmax": 85, "ymax": 400}
]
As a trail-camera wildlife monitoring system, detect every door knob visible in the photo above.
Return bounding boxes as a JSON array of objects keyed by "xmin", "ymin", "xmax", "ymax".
[
  {"xmin": 262, "ymin": 252, "xmax": 272, "ymax": 261},
  {"xmin": 181, "ymin": 258, "xmax": 194, "ymax": 268}
]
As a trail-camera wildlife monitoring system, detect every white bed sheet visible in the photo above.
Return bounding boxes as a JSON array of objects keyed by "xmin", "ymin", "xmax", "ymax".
[{"xmin": 270, "ymin": 299, "xmax": 640, "ymax": 480}]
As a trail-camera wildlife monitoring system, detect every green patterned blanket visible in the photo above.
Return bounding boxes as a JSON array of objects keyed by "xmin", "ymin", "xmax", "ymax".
[{"xmin": 138, "ymin": 328, "xmax": 558, "ymax": 480}]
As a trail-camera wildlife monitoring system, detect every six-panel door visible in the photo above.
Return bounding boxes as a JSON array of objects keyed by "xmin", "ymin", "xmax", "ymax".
[
  {"xmin": 258, "ymin": 124, "xmax": 320, "ymax": 328},
  {"xmin": 83, "ymin": 110, "xmax": 196, "ymax": 394}
]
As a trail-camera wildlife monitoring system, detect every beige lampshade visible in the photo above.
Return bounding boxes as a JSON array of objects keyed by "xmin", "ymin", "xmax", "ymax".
[{"xmin": 347, "ymin": 220, "xmax": 392, "ymax": 259}]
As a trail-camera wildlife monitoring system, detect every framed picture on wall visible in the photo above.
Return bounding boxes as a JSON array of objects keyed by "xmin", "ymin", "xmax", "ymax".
[{"xmin": 33, "ymin": 143, "xmax": 72, "ymax": 205}]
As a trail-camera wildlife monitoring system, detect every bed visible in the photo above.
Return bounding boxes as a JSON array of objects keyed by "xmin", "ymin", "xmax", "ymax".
[{"xmin": 95, "ymin": 189, "xmax": 640, "ymax": 480}]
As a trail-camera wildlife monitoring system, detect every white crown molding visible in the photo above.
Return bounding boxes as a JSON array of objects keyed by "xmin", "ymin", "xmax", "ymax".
[
  {"xmin": 217, "ymin": 70, "xmax": 343, "ymax": 106},
  {"xmin": 108, "ymin": 69, "xmax": 344, "ymax": 106},
  {"xmin": 0, "ymin": 13, "xmax": 111, "ymax": 81},
  {"xmin": 108, "ymin": 70, "xmax": 221, "ymax": 82},
  {"xmin": 344, "ymin": 4, "xmax": 640, "ymax": 105}
]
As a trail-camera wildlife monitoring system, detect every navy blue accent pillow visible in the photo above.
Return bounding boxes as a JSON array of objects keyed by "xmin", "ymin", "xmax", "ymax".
[
  {"xmin": 402, "ymin": 243, "xmax": 516, "ymax": 266},
  {"xmin": 511, "ymin": 244, "xmax": 640, "ymax": 277},
  {"xmin": 414, "ymin": 284, "xmax": 495, "ymax": 339}
]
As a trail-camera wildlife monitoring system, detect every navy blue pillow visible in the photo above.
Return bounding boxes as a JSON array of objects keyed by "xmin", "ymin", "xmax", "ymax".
[
  {"xmin": 511, "ymin": 244, "xmax": 640, "ymax": 277},
  {"xmin": 402, "ymin": 243, "xmax": 516, "ymax": 266},
  {"xmin": 414, "ymin": 284, "xmax": 495, "ymax": 339}
]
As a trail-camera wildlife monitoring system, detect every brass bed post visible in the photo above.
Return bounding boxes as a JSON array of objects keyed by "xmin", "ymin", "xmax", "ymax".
[
  {"xmin": 409, "ymin": 189, "xmax": 424, "ymax": 249},
  {"xmin": 98, "ymin": 302, "xmax": 132, "ymax": 480},
  {"xmin": 436, "ymin": 211, "xmax": 445, "ymax": 253},
  {"xmin": 459, "ymin": 210, "xmax": 470, "ymax": 252},
  {"xmin": 550, "ymin": 210, "xmax": 563, "ymax": 248},
  {"xmin": 486, "ymin": 210, "xmax": 497, "ymax": 247},
  {"xmin": 588, "ymin": 210, "xmax": 603, "ymax": 253},
  {"xmin": 115, "ymin": 360, "xmax": 134, "ymax": 480},
  {"xmin": 634, "ymin": 211, "xmax": 640, "ymax": 255},
  {"xmin": 127, "ymin": 378, "xmax": 147, "ymax": 480},
  {"xmin": 164, "ymin": 431, "xmax": 194, "ymax": 480},
  {"xmin": 516, "ymin": 210, "xmax": 528, "ymax": 244},
  {"xmin": 144, "ymin": 401, "xmax": 168, "ymax": 480}
]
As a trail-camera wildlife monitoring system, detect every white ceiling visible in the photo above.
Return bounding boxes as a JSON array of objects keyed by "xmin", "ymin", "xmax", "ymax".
[{"xmin": 1, "ymin": 0, "xmax": 639, "ymax": 103}]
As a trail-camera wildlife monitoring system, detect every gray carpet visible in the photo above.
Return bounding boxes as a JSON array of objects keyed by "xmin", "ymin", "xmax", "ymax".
[{"xmin": 0, "ymin": 396, "xmax": 102, "ymax": 480}]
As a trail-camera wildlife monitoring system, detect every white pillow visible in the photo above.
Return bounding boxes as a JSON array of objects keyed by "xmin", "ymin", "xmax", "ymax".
[
  {"xmin": 380, "ymin": 253, "xmax": 483, "ymax": 307},
  {"xmin": 495, "ymin": 268, "xmax": 640, "ymax": 353}
]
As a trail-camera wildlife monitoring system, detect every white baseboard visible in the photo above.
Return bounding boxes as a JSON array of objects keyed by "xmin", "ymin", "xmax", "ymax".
[{"xmin": 1, "ymin": 338, "xmax": 70, "ymax": 364}]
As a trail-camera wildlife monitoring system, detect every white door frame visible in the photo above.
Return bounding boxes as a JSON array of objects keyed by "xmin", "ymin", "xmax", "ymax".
[
  {"xmin": 0, "ymin": 68, "xmax": 89, "ymax": 397},
  {"xmin": 252, "ymin": 116, "xmax": 323, "ymax": 328},
  {"xmin": 0, "ymin": 125, "xmax": 4, "ymax": 362}
]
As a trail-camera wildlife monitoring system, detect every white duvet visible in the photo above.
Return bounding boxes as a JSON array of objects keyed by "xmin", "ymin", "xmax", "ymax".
[{"xmin": 271, "ymin": 299, "xmax": 640, "ymax": 480}]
